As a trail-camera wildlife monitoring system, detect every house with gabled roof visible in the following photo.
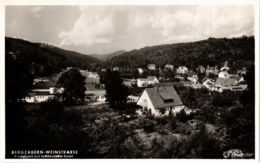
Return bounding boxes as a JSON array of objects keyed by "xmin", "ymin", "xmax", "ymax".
[
  {"xmin": 136, "ymin": 86, "xmax": 187, "ymax": 117},
  {"xmin": 137, "ymin": 76, "xmax": 159, "ymax": 87}
]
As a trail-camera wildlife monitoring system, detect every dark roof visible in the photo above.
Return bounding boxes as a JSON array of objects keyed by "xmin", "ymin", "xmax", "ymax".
[
  {"xmin": 27, "ymin": 91, "xmax": 52, "ymax": 96},
  {"xmin": 32, "ymin": 81, "xmax": 55, "ymax": 89},
  {"xmin": 145, "ymin": 86, "xmax": 183, "ymax": 109}
]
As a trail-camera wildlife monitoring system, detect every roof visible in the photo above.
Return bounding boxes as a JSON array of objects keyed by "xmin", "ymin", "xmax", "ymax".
[
  {"xmin": 215, "ymin": 78, "xmax": 238, "ymax": 86},
  {"xmin": 139, "ymin": 76, "xmax": 157, "ymax": 81},
  {"xmin": 32, "ymin": 81, "xmax": 55, "ymax": 89},
  {"xmin": 146, "ymin": 76, "xmax": 157, "ymax": 80},
  {"xmin": 229, "ymin": 75, "xmax": 243, "ymax": 81},
  {"xmin": 144, "ymin": 86, "xmax": 183, "ymax": 109},
  {"xmin": 27, "ymin": 91, "xmax": 52, "ymax": 96}
]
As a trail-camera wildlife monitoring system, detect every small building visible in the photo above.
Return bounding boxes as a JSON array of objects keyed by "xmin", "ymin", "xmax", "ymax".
[
  {"xmin": 137, "ymin": 76, "xmax": 159, "ymax": 87},
  {"xmin": 164, "ymin": 64, "xmax": 174, "ymax": 71},
  {"xmin": 127, "ymin": 95, "xmax": 139, "ymax": 103},
  {"xmin": 24, "ymin": 92, "xmax": 55, "ymax": 103},
  {"xmin": 136, "ymin": 86, "xmax": 185, "ymax": 117},
  {"xmin": 218, "ymin": 71, "xmax": 230, "ymax": 79},
  {"xmin": 137, "ymin": 68, "xmax": 144, "ymax": 75},
  {"xmin": 88, "ymin": 72, "xmax": 100, "ymax": 80},
  {"xmin": 196, "ymin": 65, "xmax": 206, "ymax": 73},
  {"xmin": 206, "ymin": 65, "xmax": 219, "ymax": 76},
  {"xmin": 113, "ymin": 67, "xmax": 120, "ymax": 71},
  {"xmin": 176, "ymin": 66, "xmax": 188, "ymax": 74},
  {"xmin": 101, "ymin": 68, "xmax": 107, "ymax": 72},
  {"xmin": 23, "ymin": 82, "xmax": 63, "ymax": 103},
  {"xmin": 85, "ymin": 90, "xmax": 106, "ymax": 103},
  {"xmin": 220, "ymin": 66, "xmax": 230, "ymax": 72},
  {"xmin": 147, "ymin": 64, "xmax": 156, "ymax": 70}
]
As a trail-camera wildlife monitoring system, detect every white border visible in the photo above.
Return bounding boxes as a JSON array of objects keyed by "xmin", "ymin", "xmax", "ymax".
[{"xmin": 1, "ymin": 0, "xmax": 259, "ymax": 163}]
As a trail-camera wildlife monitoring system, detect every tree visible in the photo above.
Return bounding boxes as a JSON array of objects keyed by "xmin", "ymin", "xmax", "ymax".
[
  {"xmin": 57, "ymin": 68, "xmax": 86, "ymax": 105},
  {"xmin": 104, "ymin": 70, "xmax": 129, "ymax": 108}
]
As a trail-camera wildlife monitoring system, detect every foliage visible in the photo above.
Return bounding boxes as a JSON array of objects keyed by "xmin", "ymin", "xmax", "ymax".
[
  {"xmin": 108, "ymin": 36, "xmax": 254, "ymax": 69},
  {"xmin": 104, "ymin": 70, "xmax": 130, "ymax": 107},
  {"xmin": 6, "ymin": 37, "xmax": 101, "ymax": 77},
  {"xmin": 5, "ymin": 53, "xmax": 33, "ymax": 102},
  {"xmin": 57, "ymin": 68, "xmax": 86, "ymax": 105}
]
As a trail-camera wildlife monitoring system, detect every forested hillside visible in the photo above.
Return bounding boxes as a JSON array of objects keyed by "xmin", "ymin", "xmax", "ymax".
[
  {"xmin": 5, "ymin": 37, "xmax": 101, "ymax": 77},
  {"xmin": 108, "ymin": 36, "xmax": 254, "ymax": 69}
]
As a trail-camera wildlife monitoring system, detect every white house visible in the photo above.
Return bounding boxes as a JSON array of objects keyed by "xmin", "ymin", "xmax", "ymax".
[
  {"xmin": 176, "ymin": 66, "xmax": 188, "ymax": 74},
  {"xmin": 113, "ymin": 67, "xmax": 120, "ymax": 71},
  {"xmin": 220, "ymin": 66, "xmax": 230, "ymax": 72},
  {"xmin": 88, "ymin": 72, "xmax": 100, "ymax": 79},
  {"xmin": 136, "ymin": 86, "xmax": 186, "ymax": 117},
  {"xmin": 137, "ymin": 76, "xmax": 159, "ymax": 87},
  {"xmin": 164, "ymin": 64, "xmax": 174, "ymax": 71},
  {"xmin": 206, "ymin": 65, "xmax": 219, "ymax": 76},
  {"xmin": 218, "ymin": 71, "xmax": 230, "ymax": 79},
  {"xmin": 137, "ymin": 68, "xmax": 144, "ymax": 75},
  {"xmin": 23, "ymin": 87, "xmax": 63, "ymax": 103},
  {"xmin": 147, "ymin": 64, "xmax": 156, "ymax": 70}
]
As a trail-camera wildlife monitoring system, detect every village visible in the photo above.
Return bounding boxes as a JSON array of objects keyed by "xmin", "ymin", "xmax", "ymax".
[{"xmin": 23, "ymin": 60, "xmax": 248, "ymax": 117}]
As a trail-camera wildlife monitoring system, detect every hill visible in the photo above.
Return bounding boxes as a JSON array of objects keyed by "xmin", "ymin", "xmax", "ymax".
[
  {"xmin": 5, "ymin": 37, "xmax": 101, "ymax": 77},
  {"xmin": 108, "ymin": 36, "xmax": 254, "ymax": 69},
  {"xmin": 90, "ymin": 50, "xmax": 127, "ymax": 61}
]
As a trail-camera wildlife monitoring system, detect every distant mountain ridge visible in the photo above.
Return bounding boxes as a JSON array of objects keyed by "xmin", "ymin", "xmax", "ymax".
[
  {"xmin": 108, "ymin": 36, "xmax": 254, "ymax": 69},
  {"xmin": 90, "ymin": 50, "xmax": 127, "ymax": 61}
]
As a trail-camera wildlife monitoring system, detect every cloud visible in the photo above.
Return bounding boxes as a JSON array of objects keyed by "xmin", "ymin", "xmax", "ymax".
[
  {"xmin": 58, "ymin": 7, "xmax": 116, "ymax": 46},
  {"xmin": 6, "ymin": 5, "xmax": 254, "ymax": 54},
  {"xmin": 58, "ymin": 5, "xmax": 254, "ymax": 53}
]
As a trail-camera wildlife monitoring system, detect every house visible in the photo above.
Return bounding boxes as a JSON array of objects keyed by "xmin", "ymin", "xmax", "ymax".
[
  {"xmin": 147, "ymin": 64, "xmax": 156, "ymax": 70},
  {"xmin": 113, "ymin": 67, "xmax": 120, "ymax": 71},
  {"xmin": 87, "ymin": 72, "xmax": 100, "ymax": 80},
  {"xmin": 24, "ymin": 92, "xmax": 55, "ymax": 103},
  {"xmin": 220, "ymin": 66, "xmax": 230, "ymax": 72},
  {"xmin": 85, "ymin": 90, "xmax": 106, "ymax": 103},
  {"xmin": 218, "ymin": 71, "xmax": 230, "ymax": 79},
  {"xmin": 176, "ymin": 66, "xmax": 188, "ymax": 74},
  {"xmin": 137, "ymin": 76, "xmax": 159, "ymax": 87},
  {"xmin": 206, "ymin": 65, "xmax": 219, "ymax": 76},
  {"xmin": 196, "ymin": 65, "xmax": 206, "ymax": 73},
  {"xmin": 23, "ymin": 81, "xmax": 64, "ymax": 103},
  {"xmin": 137, "ymin": 68, "xmax": 144, "ymax": 75},
  {"xmin": 136, "ymin": 86, "xmax": 185, "ymax": 117},
  {"xmin": 164, "ymin": 64, "xmax": 174, "ymax": 71},
  {"xmin": 127, "ymin": 95, "xmax": 139, "ymax": 102}
]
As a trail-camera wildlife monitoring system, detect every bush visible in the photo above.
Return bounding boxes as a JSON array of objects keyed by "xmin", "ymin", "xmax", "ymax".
[
  {"xmin": 175, "ymin": 110, "xmax": 193, "ymax": 123},
  {"xmin": 142, "ymin": 118, "xmax": 156, "ymax": 133}
]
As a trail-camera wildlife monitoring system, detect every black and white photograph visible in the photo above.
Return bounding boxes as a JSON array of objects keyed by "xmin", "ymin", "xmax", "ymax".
[{"xmin": 2, "ymin": 0, "xmax": 259, "ymax": 160}]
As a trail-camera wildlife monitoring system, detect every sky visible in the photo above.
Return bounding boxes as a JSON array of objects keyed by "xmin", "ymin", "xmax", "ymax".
[{"xmin": 5, "ymin": 5, "xmax": 254, "ymax": 54}]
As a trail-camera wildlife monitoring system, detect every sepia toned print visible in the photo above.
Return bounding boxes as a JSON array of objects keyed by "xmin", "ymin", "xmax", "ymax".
[{"xmin": 5, "ymin": 5, "xmax": 255, "ymax": 158}]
